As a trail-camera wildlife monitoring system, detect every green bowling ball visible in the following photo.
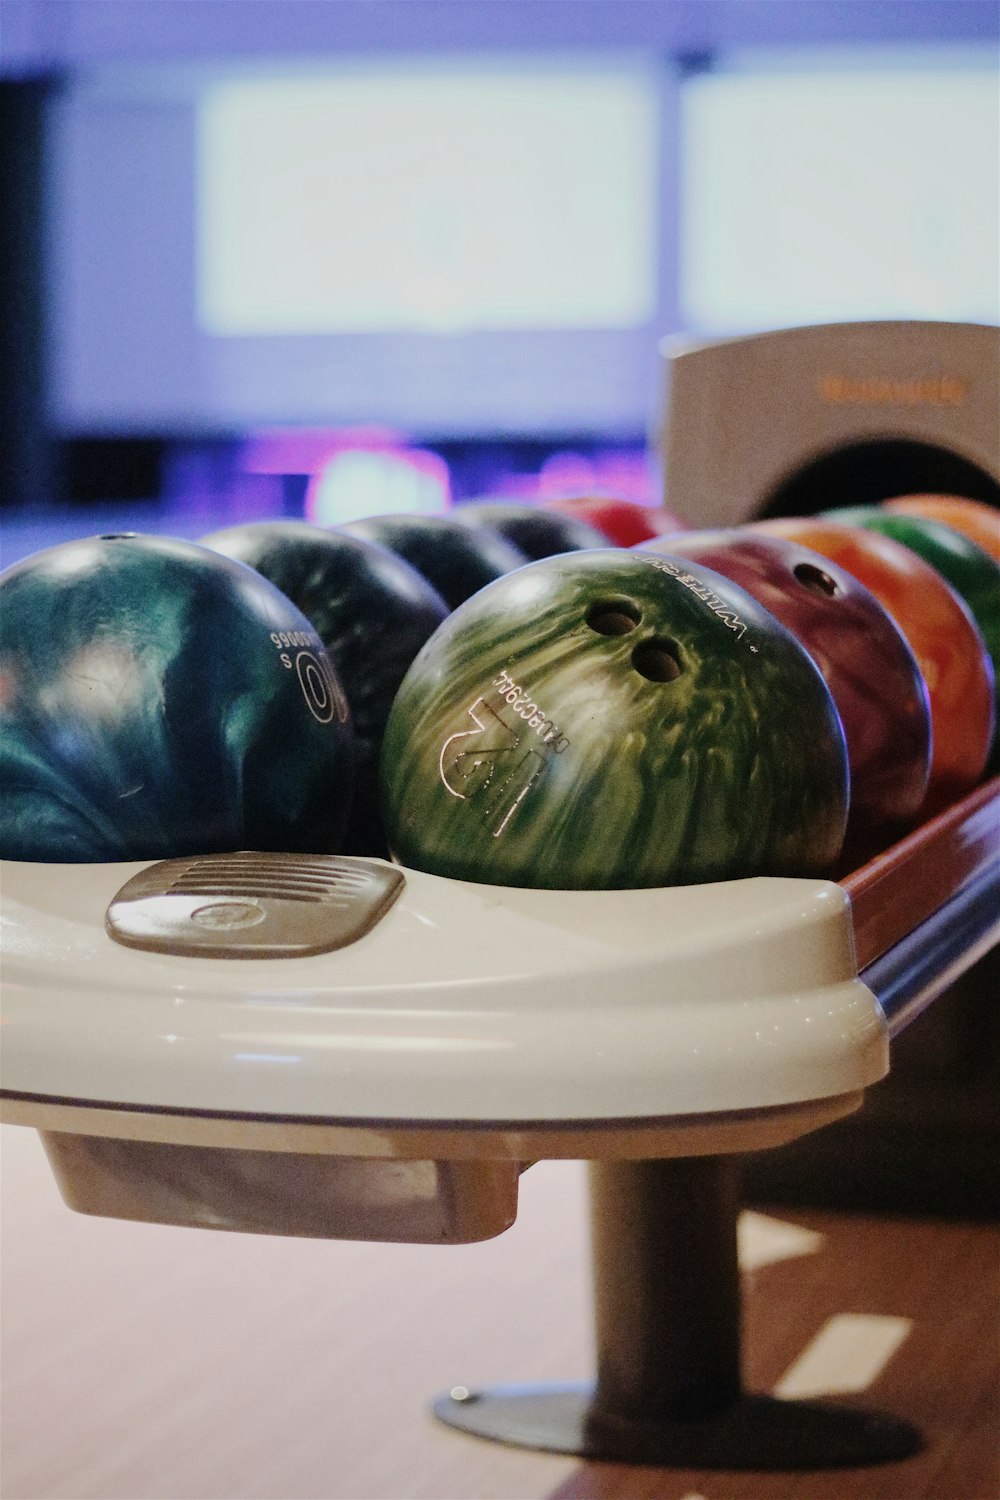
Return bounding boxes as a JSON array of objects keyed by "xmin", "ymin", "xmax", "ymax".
[
  {"xmin": 0, "ymin": 533, "xmax": 355, "ymax": 862},
  {"xmin": 380, "ymin": 549, "xmax": 849, "ymax": 889},
  {"xmin": 826, "ymin": 506, "xmax": 1000, "ymax": 694}
]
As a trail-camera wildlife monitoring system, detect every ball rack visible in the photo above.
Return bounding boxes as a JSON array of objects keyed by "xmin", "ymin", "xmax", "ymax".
[
  {"xmin": 2, "ymin": 777, "xmax": 997, "ymax": 1472},
  {"xmin": 432, "ymin": 777, "xmax": 1000, "ymax": 1468}
]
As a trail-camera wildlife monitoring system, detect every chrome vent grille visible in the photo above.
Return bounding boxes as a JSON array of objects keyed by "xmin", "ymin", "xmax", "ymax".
[
  {"xmin": 106, "ymin": 852, "xmax": 405, "ymax": 959},
  {"xmin": 160, "ymin": 854, "xmax": 376, "ymax": 904}
]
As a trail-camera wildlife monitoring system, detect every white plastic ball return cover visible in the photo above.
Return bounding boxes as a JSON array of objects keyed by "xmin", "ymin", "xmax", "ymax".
[{"xmin": 0, "ymin": 853, "xmax": 886, "ymax": 1242}]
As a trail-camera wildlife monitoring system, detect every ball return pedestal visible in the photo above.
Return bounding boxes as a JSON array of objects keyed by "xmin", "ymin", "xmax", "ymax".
[{"xmin": 2, "ymin": 779, "xmax": 997, "ymax": 1473}]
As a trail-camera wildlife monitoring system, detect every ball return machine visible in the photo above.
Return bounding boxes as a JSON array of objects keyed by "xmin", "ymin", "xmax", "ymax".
[{"xmin": 2, "ymin": 776, "xmax": 997, "ymax": 1473}]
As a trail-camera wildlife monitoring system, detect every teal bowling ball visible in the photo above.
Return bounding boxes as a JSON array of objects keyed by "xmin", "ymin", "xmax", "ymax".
[
  {"xmin": 380, "ymin": 549, "xmax": 849, "ymax": 890},
  {"xmin": 0, "ymin": 533, "xmax": 356, "ymax": 862}
]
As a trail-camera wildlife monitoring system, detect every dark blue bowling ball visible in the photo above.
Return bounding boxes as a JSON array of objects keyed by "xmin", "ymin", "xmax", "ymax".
[
  {"xmin": 338, "ymin": 512, "xmax": 526, "ymax": 608},
  {"xmin": 0, "ymin": 533, "xmax": 355, "ymax": 862},
  {"xmin": 454, "ymin": 499, "xmax": 610, "ymax": 559},
  {"xmin": 201, "ymin": 520, "xmax": 449, "ymax": 854}
]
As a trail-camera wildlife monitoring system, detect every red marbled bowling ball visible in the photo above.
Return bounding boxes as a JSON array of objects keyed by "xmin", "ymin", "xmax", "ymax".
[{"xmin": 639, "ymin": 528, "xmax": 932, "ymax": 849}]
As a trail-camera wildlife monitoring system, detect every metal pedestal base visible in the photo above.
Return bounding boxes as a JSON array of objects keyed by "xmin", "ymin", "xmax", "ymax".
[
  {"xmin": 434, "ymin": 1383, "xmax": 920, "ymax": 1470},
  {"xmin": 432, "ymin": 1157, "xmax": 923, "ymax": 1472}
]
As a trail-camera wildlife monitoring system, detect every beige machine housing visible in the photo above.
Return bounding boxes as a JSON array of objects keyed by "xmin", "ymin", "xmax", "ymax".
[{"xmin": 660, "ymin": 320, "xmax": 1000, "ymax": 528}]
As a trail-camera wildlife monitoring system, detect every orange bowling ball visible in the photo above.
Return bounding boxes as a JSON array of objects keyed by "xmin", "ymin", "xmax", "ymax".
[
  {"xmin": 883, "ymin": 494, "xmax": 1000, "ymax": 563},
  {"xmin": 753, "ymin": 517, "xmax": 995, "ymax": 814}
]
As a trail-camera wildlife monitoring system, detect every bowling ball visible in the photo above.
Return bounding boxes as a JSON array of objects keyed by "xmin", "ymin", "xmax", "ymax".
[
  {"xmin": 201, "ymin": 520, "xmax": 449, "ymax": 855},
  {"xmin": 454, "ymin": 499, "xmax": 609, "ymax": 558},
  {"xmin": 0, "ymin": 533, "xmax": 355, "ymax": 863},
  {"xmin": 826, "ymin": 506, "xmax": 1000, "ymax": 716},
  {"xmin": 647, "ymin": 505, "xmax": 691, "ymax": 538},
  {"xmin": 541, "ymin": 495, "xmax": 687, "ymax": 547},
  {"xmin": 641, "ymin": 528, "xmax": 932, "ymax": 846},
  {"xmin": 883, "ymin": 494, "xmax": 1000, "ymax": 563},
  {"xmin": 380, "ymin": 549, "xmax": 848, "ymax": 889},
  {"xmin": 755, "ymin": 518, "xmax": 995, "ymax": 812},
  {"xmin": 338, "ymin": 513, "xmax": 526, "ymax": 609}
]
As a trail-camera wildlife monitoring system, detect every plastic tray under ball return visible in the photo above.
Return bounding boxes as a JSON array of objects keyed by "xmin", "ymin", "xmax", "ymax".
[{"xmin": 2, "ymin": 778, "xmax": 998, "ymax": 1473}]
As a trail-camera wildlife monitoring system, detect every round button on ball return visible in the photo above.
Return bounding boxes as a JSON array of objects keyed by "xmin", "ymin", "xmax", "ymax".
[{"xmin": 2, "ymin": 781, "xmax": 998, "ymax": 1471}]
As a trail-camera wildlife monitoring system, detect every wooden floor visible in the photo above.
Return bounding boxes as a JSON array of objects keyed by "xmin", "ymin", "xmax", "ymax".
[{"xmin": 1, "ymin": 1124, "xmax": 997, "ymax": 1500}]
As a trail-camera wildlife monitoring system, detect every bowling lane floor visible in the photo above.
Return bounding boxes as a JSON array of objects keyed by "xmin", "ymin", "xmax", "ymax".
[{"xmin": 1, "ymin": 1128, "xmax": 997, "ymax": 1500}]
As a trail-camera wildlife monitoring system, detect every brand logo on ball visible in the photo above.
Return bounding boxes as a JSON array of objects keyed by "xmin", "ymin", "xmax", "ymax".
[
  {"xmin": 643, "ymin": 557, "xmax": 757, "ymax": 649},
  {"xmin": 491, "ymin": 670, "xmax": 570, "ymax": 751},
  {"xmin": 270, "ymin": 630, "xmax": 349, "ymax": 724},
  {"xmin": 295, "ymin": 649, "xmax": 350, "ymax": 724},
  {"xmin": 438, "ymin": 695, "xmax": 552, "ymax": 839}
]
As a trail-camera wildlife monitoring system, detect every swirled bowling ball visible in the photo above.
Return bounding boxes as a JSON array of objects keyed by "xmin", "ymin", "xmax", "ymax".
[
  {"xmin": 755, "ymin": 517, "xmax": 995, "ymax": 812},
  {"xmin": 883, "ymin": 495, "xmax": 1000, "ymax": 563},
  {"xmin": 202, "ymin": 519, "xmax": 448, "ymax": 854},
  {"xmin": 641, "ymin": 528, "xmax": 932, "ymax": 847},
  {"xmin": 338, "ymin": 512, "xmax": 526, "ymax": 609},
  {"xmin": 825, "ymin": 505, "xmax": 1000, "ymax": 740},
  {"xmin": 0, "ymin": 533, "xmax": 355, "ymax": 863},
  {"xmin": 380, "ymin": 549, "xmax": 848, "ymax": 890}
]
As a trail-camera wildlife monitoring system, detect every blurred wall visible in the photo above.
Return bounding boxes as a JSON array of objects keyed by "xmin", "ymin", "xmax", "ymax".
[
  {"xmin": 1, "ymin": 1, "xmax": 996, "ymax": 512},
  {"xmin": 2, "ymin": 0, "xmax": 997, "ymax": 71}
]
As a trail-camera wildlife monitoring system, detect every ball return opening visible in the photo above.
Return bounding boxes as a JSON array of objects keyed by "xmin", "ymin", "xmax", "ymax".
[{"xmin": 2, "ymin": 779, "xmax": 997, "ymax": 1473}]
